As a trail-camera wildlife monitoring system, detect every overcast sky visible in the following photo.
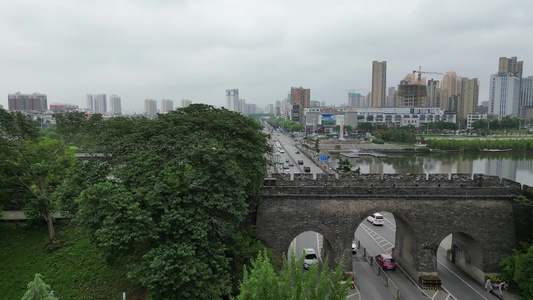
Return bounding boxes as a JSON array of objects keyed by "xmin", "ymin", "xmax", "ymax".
[{"xmin": 1, "ymin": 0, "xmax": 532, "ymax": 113}]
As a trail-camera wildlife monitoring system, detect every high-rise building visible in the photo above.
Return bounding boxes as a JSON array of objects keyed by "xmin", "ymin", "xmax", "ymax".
[
  {"xmin": 180, "ymin": 99, "xmax": 192, "ymax": 108},
  {"xmin": 144, "ymin": 99, "xmax": 157, "ymax": 117},
  {"xmin": 520, "ymin": 76, "xmax": 533, "ymax": 119},
  {"xmin": 490, "ymin": 57, "xmax": 522, "ymax": 119},
  {"xmin": 348, "ymin": 93, "xmax": 362, "ymax": 108},
  {"xmin": 396, "ymin": 80, "xmax": 426, "ymax": 107},
  {"xmin": 458, "ymin": 78, "xmax": 479, "ymax": 121},
  {"xmin": 489, "ymin": 74, "xmax": 520, "ymax": 118},
  {"xmin": 160, "ymin": 99, "xmax": 174, "ymax": 113},
  {"xmin": 426, "ymin": 80, "xmax": 440, "ymax": 108},
  {"xmin": 239, "ymin": 99, "xmax": 246, "ymax": 115},
  {"xmin": 86, "ymin": 94, "xmax": 106, "ymax": 114},
  {"xmin": 94, "ymin": 94, "xmax": 107, "ymax": 114},
  {"xmin": 225, "ymin": 89, "xmax": 239, "ymax": 112},
  {"xmin": 386, "ymin": 87, "xmax": 395, "ymax": 107},
  {"xmin": 498, "ymin": 57, "xmax": 523, "ymax": 77},
  {"xmin": 442, "ymin": 72, "xmax": 462, "ymax": 98},
  {"xmin": 290, "ymin": 87, "xmax": 310, "ymax": 108},
  {"xmin": 371, "ymin": 61, "xmax": 387, "ymax": 107},
  {"xmin": 8, "ymin": 92, "xmax": 47, "ymax": 111},
  {"xmin": 109, "ymin": 94, "xmax": 122, "ymax": 114}
]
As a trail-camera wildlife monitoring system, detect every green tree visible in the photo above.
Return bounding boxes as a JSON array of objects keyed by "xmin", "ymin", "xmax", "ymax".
[
  {"xmin": 357, "ymin": 122, "xmax": 373, "ymax": 131},
  {"xmin": 22, "ymin": 273, "xmax": 58, "ymax": 300},
  {"xmin": 67, "ymin": 104, "xmax": 270, "ymax": 298},
  {"xmin": 236, "ymin": 250, "xmax": 350, "ymax": 300},
  {"xmin": 337, "ymin": 158, "xmax": 353, "ymax": 173},
  {"xmin": 2, "ymin": 137, "xmax": 76, "ymax": 241},
  {"xmin": 500, "ymin": 243, "xmax": 533, "ymax": 299}
]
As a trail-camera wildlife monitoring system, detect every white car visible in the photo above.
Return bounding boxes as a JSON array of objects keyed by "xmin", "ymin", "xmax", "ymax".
[
  {"xmin": 303, "ymin": 248, "xmax": 318, "ymax": 270},
  {"xmin": 367, "ymin": 213, "xmax": 384, "ymax": 226},
  {"xmin": 352, "ymin": 242, "xmax": 357, "ymax": 254}
]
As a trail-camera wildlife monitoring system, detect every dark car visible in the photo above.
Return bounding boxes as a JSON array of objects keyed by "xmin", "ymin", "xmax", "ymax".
[
  {"xmin": 298, "ymin": 160, "xmax": 304, "ymax": 165},
  {"xmin": 295, "ymin": 151, "xmax": 300, "ymax": 154},
  {"xmin": 304, "ymin": 166, "xmax": 311, "ymax": 172},
  {"xmin": 375, "ymin": 254, "xmax": 396, "ymax": 270}
]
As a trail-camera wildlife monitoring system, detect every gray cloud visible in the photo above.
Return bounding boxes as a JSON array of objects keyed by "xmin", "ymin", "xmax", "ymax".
[{"xmin": 1, "ymin": 0, "xmax": 533, "ymax": 112}]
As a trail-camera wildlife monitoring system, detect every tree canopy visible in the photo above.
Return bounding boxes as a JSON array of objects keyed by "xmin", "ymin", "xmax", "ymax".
[
  {"xmin": 58, "ymin": 104, "xmax": 271, "ymax": 298},
  {"xmin": 1, "ymin": 109, "xmax": 76, "ymax": 241}
]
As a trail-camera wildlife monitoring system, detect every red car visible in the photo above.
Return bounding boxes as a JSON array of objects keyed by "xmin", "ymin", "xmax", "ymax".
[{"xmin": 375, "ymin": 254, "xmax": 396, "ymax": 270}]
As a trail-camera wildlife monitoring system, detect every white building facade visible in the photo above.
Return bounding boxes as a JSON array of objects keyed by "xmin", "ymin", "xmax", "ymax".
[
  {"xmin": 303, "ymin": 107, "xmax": 455, "ymax": 133},
  {"xmin": 225, "ymin": 89, "xmax": 239, "ymax": 112},
  {"xmin": 144, "ymin": 99, "xmax": 157, "ymax": 117},
  {"xmin": 109, "ymin": 94, "xmax": 122, "ymax": 114},
  {"xmin": 160, "ymin": 99, "xmax": 174, "ymax": 113},
  {"xmin": 489, "ymin": 74, "xmax": 520, "ymax": 118}
]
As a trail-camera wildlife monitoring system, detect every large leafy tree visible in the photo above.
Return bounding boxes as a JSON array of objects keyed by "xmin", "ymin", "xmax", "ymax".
[
  {"xmin": 0, "ymin": 109, "xmax": 39, "ymax": 208},
  {"xmin": 1, "ymin": 109, "xmax": 76, "ymax": 242},
  {"xmin": 3, "ymin": 137, "xmax": 76, "ymax": 241},
  {"xmin": 62, "ymin": 104, "xmax": 270, "ymax": 298},
  {"xmin": 236, "ymin": 250, "xmax": 350, "ymax": 300}
]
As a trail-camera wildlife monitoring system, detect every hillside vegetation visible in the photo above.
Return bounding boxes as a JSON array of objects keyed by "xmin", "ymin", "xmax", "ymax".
[{"xmin": 0, "ymin": 221, "xmax": 146, "ymax": 300}]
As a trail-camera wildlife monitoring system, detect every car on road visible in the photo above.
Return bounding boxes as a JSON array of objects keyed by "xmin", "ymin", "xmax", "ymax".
[
  {"xmin": 288, "ymin": 163, "xmax": 294, "ymax": 167},
  {"xmin": 284, "ymin": 169, "xmax": 291, "ymax": 174},
  {"xmin": 285, "ymin": 158, "xmax": 289, "ymax": 163},
  {"xmin": 367, "ymin": 213, "xmax": 384, "ymax": 226},
  {"xmin": 303, "ymin": 248, "xmax": 318, "ymax": 270},
  {"xmin": 375, "ymin": 254, "xmax": 396, "ymax": 270},
  {"xmin": 304, "ymin": 166, "xmax": 311, "ymax": 172},
  {"xmin": 352, "ymin": 242, "xmax": 357, "ymax": 254},
  {"xmin": 282, "ymin": 165, "xmax": 289, "ymax": 169},
  {"xmin": 280, "ymin": 149, "xmax": 285, "ymax": 153},
  {"xmin": 295, "ymin": 150, "xmax": 300, "ymax": 154},
  {"xmin": 298, "ymin": 160, "xmax": 304, "ymax": 165}
]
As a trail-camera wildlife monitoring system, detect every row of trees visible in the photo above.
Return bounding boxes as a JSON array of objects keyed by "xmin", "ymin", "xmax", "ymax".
[
  {"xmin": 471, "ymin": 116, "xmax": 524, "ymax": 132},
  {"xmin": 268, "ymin": 117, "xmax": 304, "ymax": 132},
  {"xmin": 427, "ymin": 138, "xmax": 533, "ymax": 151}
]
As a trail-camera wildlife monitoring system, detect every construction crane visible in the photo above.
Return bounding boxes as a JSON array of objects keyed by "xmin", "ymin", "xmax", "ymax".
[{"xmin": 412, "ymin": 66, "xmax": 444, "ymax": 107}]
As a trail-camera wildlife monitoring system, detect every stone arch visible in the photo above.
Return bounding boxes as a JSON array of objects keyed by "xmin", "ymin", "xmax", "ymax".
[
  {"xmin": 286, "ymin": 219, "xmax": 344, "ymax": 270},
  {"xmin": 448, "ymin": 232, "xmax": 485, "ymax": 282}
]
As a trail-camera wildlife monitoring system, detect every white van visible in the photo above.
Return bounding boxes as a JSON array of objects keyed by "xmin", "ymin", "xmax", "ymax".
[{"xmin": 367, "ymin": 213, "xmax": 384, "ymax": 226}]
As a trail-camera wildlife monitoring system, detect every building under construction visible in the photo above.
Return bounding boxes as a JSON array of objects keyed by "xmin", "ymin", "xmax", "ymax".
[{"xmin": 396, "ymin": 80, "xmax": 427, "ymax": 107}]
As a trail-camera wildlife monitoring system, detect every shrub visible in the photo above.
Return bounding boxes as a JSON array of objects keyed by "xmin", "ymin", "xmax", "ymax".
[
  {"xmin": 415, "ymin": 147, "xmax": 431, "ymax": 153},
  {"xmin": 372, "ymin": 139, "xmax": 385, "ymax": 144}
]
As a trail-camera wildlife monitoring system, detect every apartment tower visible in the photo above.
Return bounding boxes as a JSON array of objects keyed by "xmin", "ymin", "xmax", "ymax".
[
  {"xmin": 371, "ymin": 61, "xmax": 387, "ymax": 107},
  {"xmin": 458, "ymin": 78, "xmax": 479, "ymax": 121},
  {"xmin": 144, "ymin": 99, "xmax": 157, "ymax": 117},
  {"xmin": 109, "ymin": 94, "xmax": 122, "ymax": 114},
  {"xmin": 225, "ymin": 89, "xmax": 239, "ymax": 112},
  {"xmin": 8, "ymin": 92, "xmax": 47, "ymax": 111},
  {"xmin": 160, "ymin": 99, "xmax": 174, "ymax": 113}
]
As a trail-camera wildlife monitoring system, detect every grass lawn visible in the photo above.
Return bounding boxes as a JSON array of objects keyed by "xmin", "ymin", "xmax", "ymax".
[{"xmin": 0, "ymin": 220, "xmax": 147, "ymax": 299}]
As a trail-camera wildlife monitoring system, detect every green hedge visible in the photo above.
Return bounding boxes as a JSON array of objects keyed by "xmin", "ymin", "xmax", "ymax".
[{"xmin": 426, "ymin": 139, "xmax": 533, "ymax": 152}]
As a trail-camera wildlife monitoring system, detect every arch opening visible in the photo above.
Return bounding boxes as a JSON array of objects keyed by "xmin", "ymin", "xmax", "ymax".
[
  {"xmin": 288, "ymin": 231, "xmax": 334, "ymax": 270},
  {"xmin": 437, "ymin": 232, "xmax": 485, "ymax": 283}
]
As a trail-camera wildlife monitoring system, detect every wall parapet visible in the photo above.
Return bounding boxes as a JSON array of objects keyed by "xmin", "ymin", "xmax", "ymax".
[{"xmin": 264, "ymin": 173, "xmax": 526, "ymax": 192}]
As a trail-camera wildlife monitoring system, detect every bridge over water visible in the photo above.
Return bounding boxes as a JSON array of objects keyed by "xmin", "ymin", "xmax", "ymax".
[{"xmin": 256, "ymin": 173, "xmax": 530, "ymax": 283}]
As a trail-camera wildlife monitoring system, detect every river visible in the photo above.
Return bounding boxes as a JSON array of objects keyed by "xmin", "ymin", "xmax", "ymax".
[{"xmin": 334, "ymin": 152, "xmax": 533, "ymax": 186}]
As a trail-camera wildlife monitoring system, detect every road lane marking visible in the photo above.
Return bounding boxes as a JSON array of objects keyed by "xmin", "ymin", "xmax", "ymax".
[{"xmin": 437, "ymin": 259, "xmax": 488, "ymax": 300}]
